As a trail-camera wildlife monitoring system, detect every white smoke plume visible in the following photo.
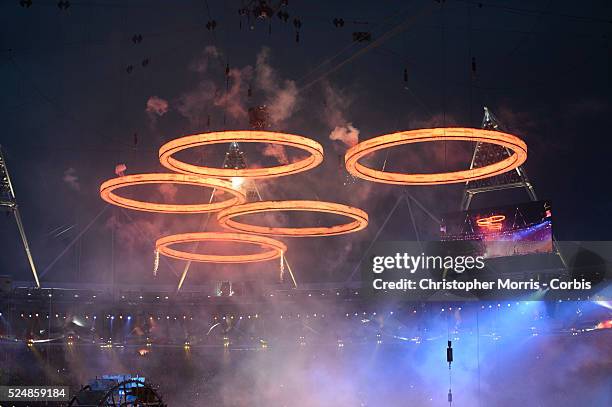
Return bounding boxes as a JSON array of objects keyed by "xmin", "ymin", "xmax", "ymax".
[
  {"xmin": 157, "ymin": 183, "xmax": 178, "ymax": 201},
  {"xmin": 190, "ymin": 45, "xmax": 220, "ymax": 73},
  {"xmin": 329, "ymin": 123, "xmax": 359, "ymax": 147},
  {"xmin": 173, "ymin": 46, "xmax": 299, "ymax": 132},
  {"xmin": 261, "ymin": 143, "xmax": 289, "ymax": 164},
  {"xmin": 176, "ymin": 56, "xmax": 252, "ymax": 126},
  {"xmin": 322, "ymin": 82, "xmax": 360, "ymax": 148},
  {"xmin": 145, "ymin": 96, "xmax": 169, "ymax": 127},
  {"xmin": 62, "ymin": 168, "xmax": 80, "ymax": 191},
  {"xmin": 214, "ymin": 67, "xmax": 252, "ymax": 120},
  {"xmin": 255, "ymin": 47, "xmax": 299, "ymax": 126},
  {"xmin": 176, "ymin": 80, "xmax": 218, "ymax": 125},
  {"xmin": 146, "ymin": 96, "xmax": 169, "ymax": 116}
]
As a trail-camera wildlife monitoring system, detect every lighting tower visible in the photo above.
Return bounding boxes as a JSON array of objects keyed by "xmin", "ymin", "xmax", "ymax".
[
  {"xmin": 0, "ymin": 146, "xmax": 40, "ymax": 287},
  {"xmin": 221, "ymin": 105, "xmax": 270, "ymax": 202},
  {"xmin": 223, "ymin": 141, "xmax": 262, "ymax": 201},
  {"xmin": 460, "ymin": 107, "xmax": 565, "ymax": 267},
  {"xmin": 223, "ymin": 142, "xmax": 247, "ymax": 171},
  {"xmin": 460, "ymin": 106, "xmax": 537, "ymax": 210}
]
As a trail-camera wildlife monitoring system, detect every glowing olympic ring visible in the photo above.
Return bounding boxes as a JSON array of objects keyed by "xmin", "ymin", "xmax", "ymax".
[
  {"xmin": 217, "ymin": 200, "xmax": 369, "ymax": 237},
  {"xmin": 476, "ymin": 215, "xmax": 506, "ymax": 227},
  {"xmin": 476, "ymin": 215, "xmax": 506, "ymax": 230},
  {"xmin": 345, "ymin": 128, "xmax": 527, "ymax": 185},
  {"xmin": 100, "ymin": 173, "xmax": 246, "ymax": 213},
  {"xmin": 155, "ymin": 232, "xmax": 287, "ymax": 263},
  {"xmin": 159, "ymin": 130, "xmax": 324, "ymax": 179}
]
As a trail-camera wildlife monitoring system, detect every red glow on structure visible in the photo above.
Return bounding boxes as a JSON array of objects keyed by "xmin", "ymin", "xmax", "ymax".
[{"xmin": 595, "ymin": 319, "xmax": 612, "ymax": 330}]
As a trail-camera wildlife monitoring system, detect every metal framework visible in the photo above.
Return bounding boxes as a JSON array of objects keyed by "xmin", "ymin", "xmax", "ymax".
[
  {"xmin": 345, "ymin": 191, "xmax": 441, "ymax": 283},
  {"xmin": 345, "ymin": 127, "xmax": 527, "ymax": 185},
  {"xmin": 224, "ymin": 141, "xmax": 262, "ymax": 201},
  {"xmin": 176, "ymin": 141, "xmax": 263, "ymax": 291},
  {"xmin": 460, "ymin": 107, "xmax": 566, "ymax": 268},
  {"xmin": 0, "ymin": 146, "xmax": 40, "ymax": 287},
  {"xmin": 460, "ymin": 107, "xmax": 537, "ymax": 210},
  {"xmin": 176, "ymin": 136, "xmax": 298, "ymax": 290}
]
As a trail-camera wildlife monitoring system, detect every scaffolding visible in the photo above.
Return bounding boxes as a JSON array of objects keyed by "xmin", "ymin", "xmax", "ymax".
[
  {"xmin": 0, "ymin": 146, "xmax": 40, "ymax": 287},
  {"xmin": 461, "ymin": 106, "xmax": 537, "ymax": 210}
]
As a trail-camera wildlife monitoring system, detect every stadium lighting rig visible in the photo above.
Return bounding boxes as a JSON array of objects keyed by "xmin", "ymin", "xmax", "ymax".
[{"xmin": 0, "ymin": 146, "xmax": 40, "ymax": 288}]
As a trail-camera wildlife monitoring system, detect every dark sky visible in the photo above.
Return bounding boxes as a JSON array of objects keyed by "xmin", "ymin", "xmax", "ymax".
[{"xmin": 1, "ymin": 0, "xmax": 611, "ymax": 286}]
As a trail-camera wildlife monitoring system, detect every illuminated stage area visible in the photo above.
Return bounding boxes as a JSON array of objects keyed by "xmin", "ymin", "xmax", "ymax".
[
  {"xmin": 1, "ymin": 1, "xmax": 611, "ymax": 406},
  {"xmin": 2, "ymin": 288, "xmax": 611, "ymax": 406}
]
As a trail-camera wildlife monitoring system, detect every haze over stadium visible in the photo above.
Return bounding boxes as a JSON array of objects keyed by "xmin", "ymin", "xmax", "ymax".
[{"xmin": 0, "ymin": 1, "xmax": 611, "ymax": 406}]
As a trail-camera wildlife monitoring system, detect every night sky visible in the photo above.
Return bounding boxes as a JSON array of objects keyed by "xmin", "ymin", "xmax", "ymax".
[{"xmin": 1, "ymin": 0, "xmax": 611, "ymax": 286}]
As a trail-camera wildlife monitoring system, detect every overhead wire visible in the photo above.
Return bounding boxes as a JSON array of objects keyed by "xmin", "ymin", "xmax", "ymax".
[
  {"xmin": 5, "ymin": 20, "xmax": 207, "ymax": 152},
  {"xmin": 295, "ymin": 1, "xmax": 429, "ymax": 86},
  {"xmin": 453, "ymin": 0, "xmax": 612, "ymax": 25},
  {"xmin": 38, "ymin": 205, "xmax": 110, "ymax": 279},
  {"xmin": 297, "ymin": 2, "xmax": 436, "ymax": 93}
]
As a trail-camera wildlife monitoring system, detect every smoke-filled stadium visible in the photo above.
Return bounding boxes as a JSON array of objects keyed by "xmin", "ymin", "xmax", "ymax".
[{"xmin": 1, "ymin": 1, "xmax": 611, "ymax": 406}]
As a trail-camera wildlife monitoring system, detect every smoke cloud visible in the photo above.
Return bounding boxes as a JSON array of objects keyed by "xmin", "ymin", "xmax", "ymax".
[
  {"xmin": 329, "ymin": 123, "xmax": 360, "ymax": 147},
  {"xmin": 214, "ymin": 67, "xmax": 252, "ymax": 121},
  {"xmin": 322, "ymin": 82, "xmax": 360, "ymax": 148},
  {"xmin": 190, "ymin": 45, "xmax": 220, "ymax": 73},
  {"xmin": 176, "ymin": 52, "xmax": 252, "ymax": 126},
  {"xmin": 146, "ymin": 96, "xmax": 169, "ymax": 117},
  {"xmin": 261, "ymin": 143, "xmax": 289, "ymax": 164},
  {"xmin": 5, "ymin": 300, "xmax": 609, "ymax": 406},
  {"xmin": 255, "ymin": 47, "xmax": 300, "ymax": 127},
  {"xmin": 62, "ymin": 167, "xmax": 80, "ymax": 191},
  {"xmin": 157, "ymin": 183, "xmax": 178, "ymax": 201}
]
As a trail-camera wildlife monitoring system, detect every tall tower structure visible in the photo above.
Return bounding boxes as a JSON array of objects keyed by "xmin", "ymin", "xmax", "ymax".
[
  {"xmin": 223, "ymin": 142, "xmax": 247, "ymax": 171},
  {"xmin": 460, "ymin": 107, "xmax": 566, "ymax": 267},
  {"xmin": 460, "ymin": 107, "xmax": 537, "ymax": 210},
  {"xmin": 221, "ymin": 105, "xmax": 272, "ymax": 202},
  {"xmin": 223, "ymin": 141, "xmax": 262, "ymax": 201},
  {"xmin": 0, "ymin": 146, "xmax": 40, "ymax": 287}
]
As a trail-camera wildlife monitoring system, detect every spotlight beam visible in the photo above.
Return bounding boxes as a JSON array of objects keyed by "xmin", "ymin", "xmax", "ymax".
[{"xmin": 39, "ymin": 205, "xmax": 109, "ymax": 279}]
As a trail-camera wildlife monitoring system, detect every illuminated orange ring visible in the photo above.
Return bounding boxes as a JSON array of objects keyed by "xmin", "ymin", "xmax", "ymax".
[
  {"xmin": 100, "ymin": 173, "xmax": 245, "ymax": 213},
  {"xmin": 159, "ymin": 130, "xmax": 324, "ymax": 179},
  {"xmin": 345, "ymin": 128, "xmax": 527, "ymax": 185},
  {"xmin": 476, "ymin": 215, "xmax": 505, "ymax": 230},
  {"xmin": 217, "ymin": 200, "xmax": 369, "ymax": 237},
  {"xmin": 155, "ymin": 232, "xmax": 287, "ymax": 263},
  {"xmin": 476, "ymin": 215, "xmax": 506, "ymax": 226}
]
